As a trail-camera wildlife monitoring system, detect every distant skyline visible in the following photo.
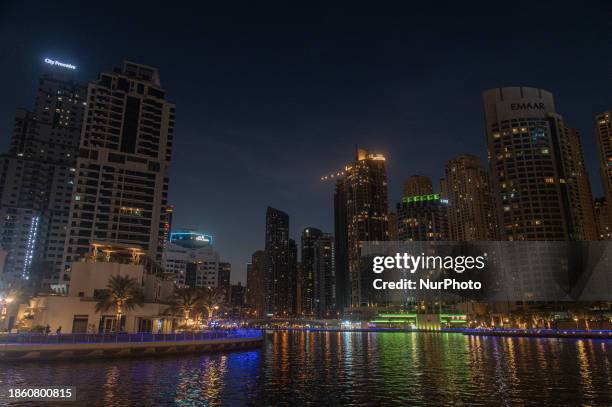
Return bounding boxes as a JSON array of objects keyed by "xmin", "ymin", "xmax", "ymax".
[{"xmin": 0, "ymin": 1, "xmax": 610, "ymax": 283}]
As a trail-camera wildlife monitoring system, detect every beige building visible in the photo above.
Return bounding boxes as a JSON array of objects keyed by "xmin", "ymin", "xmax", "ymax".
[
  {"xmin": 16, "ymin": 245, "xmax": 175, "ymax": 334},
  {"xmin": 61, "ymin": 61, "xmax": 175, "ymax": 285},
  {"xmin": 483, "ymin": 87, "xmax": 596, "ymax": 241}
]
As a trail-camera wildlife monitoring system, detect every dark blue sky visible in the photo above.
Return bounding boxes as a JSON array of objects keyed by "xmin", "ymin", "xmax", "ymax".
[{"xmin": 0, "ymin": 1, "xmax": 610, "ymax": 283}]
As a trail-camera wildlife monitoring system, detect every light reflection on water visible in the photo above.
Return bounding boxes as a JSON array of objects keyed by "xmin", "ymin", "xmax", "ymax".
[{"xmin": 0, "ymin": 332, "xmax": 610, "ymax": 406}]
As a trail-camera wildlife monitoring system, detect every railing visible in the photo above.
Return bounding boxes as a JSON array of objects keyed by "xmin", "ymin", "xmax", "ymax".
[{"xmin": 0, "ymin": 329, "xmax": 263, "ymax": 344}]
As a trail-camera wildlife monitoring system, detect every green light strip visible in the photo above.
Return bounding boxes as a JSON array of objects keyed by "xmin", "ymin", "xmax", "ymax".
[{"xmin": 402, "ymin": 194, "xmax": 440, "ymax": 204}]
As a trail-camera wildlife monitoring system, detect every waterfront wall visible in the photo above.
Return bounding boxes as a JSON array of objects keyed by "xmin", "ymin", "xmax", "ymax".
[{"xmin": 0, "ymin": 332, "xmax": 263, "ymax": 361}]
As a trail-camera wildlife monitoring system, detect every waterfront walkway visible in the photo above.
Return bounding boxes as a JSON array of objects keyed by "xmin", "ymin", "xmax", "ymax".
[{"xmin": 0, "ymin": 330, "xmax": 263, "ymax": 361}]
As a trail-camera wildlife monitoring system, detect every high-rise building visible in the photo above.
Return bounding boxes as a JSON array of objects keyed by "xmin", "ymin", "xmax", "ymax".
[
  {"xmin": 264, "ymin": 207, "xmax": 292, "ymax": 316},
  {"xmin": 561, "ymin": 128, "xmax": 598, "ymax": 240},
  {"xmin": 594, "ymin": 198, "xmax": 612, "ymax": 240},
  {"xmin": 218, "ymin": 262, "xmax": 231, "ymax": 302},
  {"xmin": 159, "ymin": 205, "xmax": 174, "ymax": 249},
  {"xmin": 403, "ymin": 175, "xmax": 433, "ymax": 198},
  {"xmin": 0, "ymin": 69, "xmax": 87, "ymax": 288},
  {"xmin": 61, "ymin": 61, "xmax": 175, "ymax": 286},
  {"xmin": 230, "ymin": 282, "xmax": 246, "ymax": 308},
  {"xmin": 333, "ymin": 179, "xmax": 349, "ymax": 312},
  {"xmin": 288, "ymin": 238, "xmax": 298, "ymax": 315},
  {"xmin": 301, "ymin": 227, "xmax": 321, "ymax": 316},
  {"xmin": 301, "ymin": 228, "xmax": 335, "ymax": 317},
  {"xmin": 334, "ymin": 148, "xmax": 388, "ymax": 308},
  {"xmin": 595, "ymin": 110, "xmax": 612, "ymax": 228},
  {"xmin": 483, "ymin": 87, "xmax": 596, "ymax": 240},
  {"xmin": 444, "ymin": 155, "xmax": 498, "ymax": 241},
  {"xmin": 396, "ymin": 180, "xmax": 449, "ymax": 241},
  {"xmin": 162, "ymin": 230, "xmax": 219, "ymax": 288},
  {"xmin": 387, "ymin": 212, "xmax": 399, "ymax": 241},
  {"xmin": 246, "ymin": 250, "xmax": 268, "ymax": 318}
]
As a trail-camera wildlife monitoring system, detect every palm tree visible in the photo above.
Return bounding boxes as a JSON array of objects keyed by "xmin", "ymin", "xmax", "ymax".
[
  {"xmin": 0, "ymin": 277, "xmax": 20, "ymax": 303},
  {"xmin": 165, "ymin": 287, "xmax": 204, "ymax": 325},
  {"xmin": 0, "ymin": 277, "xmax": 21, "ymax": 331},
  {"xmin": 200, "ymin": 287, "xmax": 226, "ymax": 323},
  {"xmin": 95, "ymin": 275, "xmax": 143, "ymax": 331}
]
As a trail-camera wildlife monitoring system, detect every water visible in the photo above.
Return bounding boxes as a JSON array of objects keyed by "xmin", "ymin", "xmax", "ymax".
[{"xmin": 1, "ymin": 331, "xmax": 611, "ymax": 406}]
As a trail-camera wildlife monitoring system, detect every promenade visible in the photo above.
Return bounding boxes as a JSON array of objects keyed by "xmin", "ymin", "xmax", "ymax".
[{"xmin": 0, "ymin": 330, "xmax": 263, "ymax": 361}]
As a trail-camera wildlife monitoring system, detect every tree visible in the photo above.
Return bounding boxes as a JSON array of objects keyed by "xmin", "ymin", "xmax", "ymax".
[
  {"xmin": 95, "ymin": 275, "xmax": 143, "ymax": 331},
  {"xmin": 0, "ymin": 277, "xmax": 21, "ymax": 331},
  {"xmin": 199, "ymin": 287, "xmax": 226, "ymax": 323},
  {"xmin": 165, "ymin": 287, "xmax": 204, "ymax": 325},
  {"xmin": 0, "ymin": 277, "xmax": 21, "ymax": 303}
]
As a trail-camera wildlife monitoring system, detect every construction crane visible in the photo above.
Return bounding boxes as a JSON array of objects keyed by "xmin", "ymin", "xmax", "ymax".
[{"xmin": 320, "ymin": 169, "xmax": 347, "ymax": 182}]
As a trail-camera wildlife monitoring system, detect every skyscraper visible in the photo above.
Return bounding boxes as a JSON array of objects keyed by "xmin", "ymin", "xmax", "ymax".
[
  {"xmin": 396, "ymin": 178, "xmax": 449, "ymax": 241},
  {"xmin": 246, "ymin": 250, "xmax": 268, "ymax": 318},
  {"xmin": 0, "ymin": 68, "xmax": 87, "ymax": 288},
  {"xmin": 444, "ymin": 155, "xmax": 498, "ymax": 241},
  {"xmin": 301, "ymin": 227, "xmax": 321, "ymax": 316},
  {"xmin": 403, "ymin": 175, "xmax": 433, "ymax": 197},
  {"xmin": 288, "ymin": 238, "xmax": 298, "ymax": 315},
  {"xmin": 561, "ymin": 128, "xmax": 598, "ymax": 240},
  {"xmin": 594, "ymin": 198, "xmax": 612, "ymax": 240},
  {"xmin": 334, "ymin": 148, "xmax": 388, "ymax": 309},
  {"xmin": 218, "ymin": 262, "xmax": 231, "ymax": 302},
  {"xmin": 483, "ymin": 87, "xmax": 596, "ymax": 241},
  {"xmin": 595, "ymin": 110, "xmax": 612, "ymax": 232},
  {"xmin": 333, "ymin": 179, "xmax": 349, "ymax": 312},
  {"xmin": 62, "ymin": 61, "xmax": 175, "ymax": 285},
  {"xmin": 301, "ymin": 227, "xmax": 335, "ymax": 317},
  {"xmin": 264, "ymin": 207, "xmax": 292, "ymax": 316},
  {"xmin": 387, "ymin": 212, "xmax": 399, "ymax": 241}
]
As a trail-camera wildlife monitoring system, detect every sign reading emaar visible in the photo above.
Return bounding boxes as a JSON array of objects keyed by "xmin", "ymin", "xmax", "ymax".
[
  {"xmin": 510, "ymin": 102, "xmax": 545, "ymax": 110},
  {"xmin": 44, "ymin": 58, "xmax": 76, "ymax": 70}
]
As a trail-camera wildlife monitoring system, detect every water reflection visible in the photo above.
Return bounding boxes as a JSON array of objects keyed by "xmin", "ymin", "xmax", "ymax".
[{"xmin": 0, "ymin": 332, "xmax": 610, "ymax": 406}]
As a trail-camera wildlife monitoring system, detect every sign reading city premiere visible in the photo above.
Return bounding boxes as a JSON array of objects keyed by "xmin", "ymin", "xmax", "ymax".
[{"xmin": 44, "ymin": 58, "xmax": 76, "ymax": 70}]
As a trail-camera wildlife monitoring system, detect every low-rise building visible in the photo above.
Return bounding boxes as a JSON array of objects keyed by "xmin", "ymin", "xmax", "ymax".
[{"xmin": 15, "ymin": 243, "xmax": 176, "ymax": 333}]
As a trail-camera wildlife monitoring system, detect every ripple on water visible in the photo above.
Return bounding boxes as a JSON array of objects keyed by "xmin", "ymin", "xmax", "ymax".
[{"xmin": 0, "ymin": 332, "xmax": 610, "ymax": 406}]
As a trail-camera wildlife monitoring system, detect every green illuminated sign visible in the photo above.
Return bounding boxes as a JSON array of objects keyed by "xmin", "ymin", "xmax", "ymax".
[{"xmin": 402, "ymin": 194, "xmax": 440, "ymax": 204}]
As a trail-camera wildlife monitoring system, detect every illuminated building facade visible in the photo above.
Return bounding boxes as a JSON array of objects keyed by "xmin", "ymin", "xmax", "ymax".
[
  {"xmin": 218, "ymin": 262, "xmax": 231, "ymax": 302},
  {"xmin": 159, "ymin": 205, "xmax": 174, "ymax": 248},
  {"xmin": 62, "ymin": 61, "xmax": 175, "ymax": 285},
  {"xmin": 162, "ymin": 230, "xmax": 220, "ymax": 288},
  {"xmin": 301, "ymin": 227, "xmax": 335, "ymax": 317},
  {"xmin": 483, "ymin": 87, "xmax": 596, "ymax": 240},
  {"xmin": 444, "ymin": 155, "xmax": 498, "ymax": 241},
  {"xmin": 0, "ymin": 69, "xmax": 86, "ymax": 287},
  {"xmin": 230, "ymin": 282, "xmax": 246, "ymax": 309},
  {"xmin": 594, "ymin": 198, "xmax": 612, "ymax": 240},
  {"xmin": 334, "ymin": 148, "xmax": 388, "ymax": 308},
  {"xmin": 246, "ymin": 250, "xmax": 268, "ymax": 318},
  {"xmin": 264, "ymin": 207, "xmax": 294, "ymax": 316},
  {"xmin": 595, "ymin": 110, "xmax": 612, "ymax": 231},
  {"xmin": 333, "ymin": 179, "xmax": 349, "ymax": 311},
  {"xmin": 396, "ymin": 190, "xmax": 449, "ymax": 241}
]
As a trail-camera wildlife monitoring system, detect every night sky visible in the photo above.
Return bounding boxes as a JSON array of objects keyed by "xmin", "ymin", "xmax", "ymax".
[{"xmin": 0, "ymin": 1, "xmax": 610, "ymax": 283}]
